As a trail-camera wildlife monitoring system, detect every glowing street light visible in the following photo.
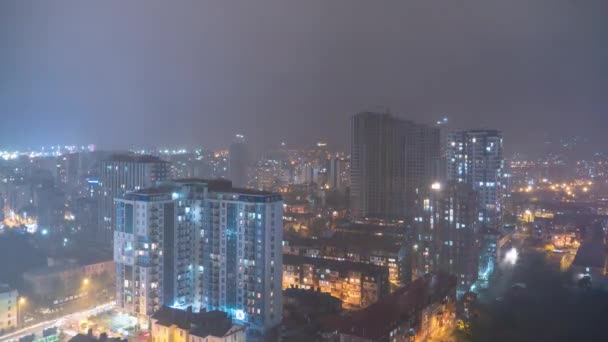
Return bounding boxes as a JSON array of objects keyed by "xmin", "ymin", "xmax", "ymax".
[
  {"xmin": 83, "ymin": 278, "xmax": 90, "ymax": 286},
  {"xmin": 505, "ymin": 248, "xmax": 518, "ymax": 266},
  {"xmin": 18, "ymin": 296, "xmax": 26, "ymax": 328}
]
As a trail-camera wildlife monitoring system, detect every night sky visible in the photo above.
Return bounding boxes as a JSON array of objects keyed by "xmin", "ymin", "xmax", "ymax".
[{"xmin": 1, "ymin": 0, "xmax": 607, "ymax": 153}]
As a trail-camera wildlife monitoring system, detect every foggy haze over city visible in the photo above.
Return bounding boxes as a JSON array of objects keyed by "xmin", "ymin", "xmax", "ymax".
[
  {"xmin": 2, "ymin": 2, "xmax": 608, "ymax": 342},
  {"xmin": 1, "ymin": 0, "xmax": 607, "ymax": 153}
]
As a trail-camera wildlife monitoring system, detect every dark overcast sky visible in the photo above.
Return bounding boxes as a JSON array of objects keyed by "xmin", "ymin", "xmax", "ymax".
[{"xmin": 0, "ymin": 0, "xmax": 606, "ymax": 153}]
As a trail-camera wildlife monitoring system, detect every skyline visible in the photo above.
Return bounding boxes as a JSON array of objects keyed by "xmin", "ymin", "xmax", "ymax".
[
  {"xmin": 1, "ymin": 0, "xmax": 607, "ymax": 153},
  {"xmin": 2, "ymin": 2, "xmax": 608, "ymax": 341}
]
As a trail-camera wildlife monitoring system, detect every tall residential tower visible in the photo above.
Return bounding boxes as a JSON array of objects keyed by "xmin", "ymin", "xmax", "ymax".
[
  {"xmin": 413, "ymin": 181, "xmax": 479, "ymax": 296},
  {"xmin": 350, "ymin": 112, "xmax": 440, "ymax": 221},
  {"xmin": 447, "ymin": 130, "xmax": 504, "ymax": 230},
  {"xmin": 113, "ymin": 179, "xmax": 283, "ymax": 334},
  {"xmin": 99, "ymin": 154, "xmax": 170, "ymax": 243},
  {"xmin": 229, "ymin": 134, "xmax": 250, "ymax": 188}
]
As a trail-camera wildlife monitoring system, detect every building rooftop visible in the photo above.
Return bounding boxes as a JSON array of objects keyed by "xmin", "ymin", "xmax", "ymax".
[
  {"xmin": 151, "ymin": 306, "xmax": 239, "ymax": 338},
  {"xmin": 223, "ymin": 187, "xmax": 276, "ymax": 196},
  {"xmin": 104, "ymin": 154, "xmax": 169, "ymax": 164},
  {"xmin": 335, "ymin": 222, "xmax": 408, "ymax": 238},
  {"xmin": 23, "ymin": 263, "xmax": 80, "ymax": 277},
  {"xmin": 128, "ymin": 185, "xmax": 176, "ymax": 196},
  {"xmin": 0, "ymin": 283, "xmax": 15, "ymax": 293},
  {"xmin": 284, "ymin": 287, "xmax": 342, "ymax": 309},
  {"xmin": 283, "ymin": 254, "xmax": 388, "ymax": 277},
  {"xmin": 320, "ymin": 273, "xmax": 456, "ymax": 340},
  {"xmin": 126, "ymin": 179, "xmax": 280, "ymax": 198},
  {"xmin": 174, "ymin": 178, "xmax": 233, "ymax": 191},
  {"xmin": 189, "ymin": 313, "xmax": 237, "ymax": 339},
  {"xmin": 70, "ymin": 333, "xmax": 126, "ymax": 342},
  {"xmin": 48, "ymin": 248, "xmax": 113, "ymax": 266},
  {"xmin": 285, "ymin": 232, "xmax": 403, "ymax": 255},
  {"xmin": 451, "ymin": 129, "xmax": 502, "ymax": 136}
]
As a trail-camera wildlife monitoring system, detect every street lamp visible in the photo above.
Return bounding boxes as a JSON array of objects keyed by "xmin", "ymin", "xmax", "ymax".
[
  {"xmin": 83, "ymin": 278, "xmax": 90, "ymax": 286},
  {"xmin": 17, "ymin": 296, "xmax": 26, "ymax": 328}
]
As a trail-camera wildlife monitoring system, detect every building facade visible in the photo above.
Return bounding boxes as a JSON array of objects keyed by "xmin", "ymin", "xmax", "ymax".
[
  {"xmin": 447, "ymin": 130, "xmax": 504, "ymax": 230},
  {"xmin": 478, "ymin": 228, "xmax": 500, "ymax": 289},
  {"xmin": 114, "ymin": 184, "xmax": 196, "ymax": 322},
  {"xmin": 283, "ymin": 234, "xmax": 406, "ymax": 288},
  {"xmin": 350, "ymin": 112, "xmax": 439, "ymax": 221},
  {"xmin": 228, "ymin": 135, "xmax": 250, "ymax": 188},
  {"xmin": 327, "ymin": 156, "xmax": 348, "ymax": 190},
  {"xmin": 0, "ymin": 284, "xmax": 18, "ymax": 334},
  {"xmin": 114, "ymin": 179, "xmax": 283, "ymax": 334},
  {"xmin": 99, "ymin": 154, "xmax": 170, "ymax": 243},
  {"xmin": 282, "ymin": 254, "xmax": 389, "ymax": 310},
  {"xmin": 414, "ymin": 182, "xmax": 479, "ymax": 296},
  {"xmin": 321, "ymin": 273, "xmax": 456, "ymax": 342}
]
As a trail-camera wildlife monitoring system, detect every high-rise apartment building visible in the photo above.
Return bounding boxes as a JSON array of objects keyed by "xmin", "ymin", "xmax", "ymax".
[
  {"xmin": 446, "ymin": 130, "xmax": 504, "ymax": 230},
  {"xmin": 228, "ymin": 134, "xmax": 250, "ymax": 188},
  {"xmin": 413, "ymin": 181, "xmax": 479, "ymax": 296},
  {"xmin": 99, "ymin": 155, "xmax": 170, "ymax": 243},
  {"xmin": 114, "ymin": 179, "xmax": 283, "ymax": 334},
  {"xmin": 200, "ymin": 182, "xmax": 283, "ymax": 333},
  {"xmin": 328, "ymin": 156, "xmax": 348, "ymax": 190},
  {"xmin": 350, "ymin": 112, "xmax": 440, "ymax": 220}
]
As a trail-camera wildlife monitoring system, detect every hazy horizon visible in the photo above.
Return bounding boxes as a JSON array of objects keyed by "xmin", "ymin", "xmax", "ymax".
[{"xmin": 1, "ymin": 0, "xmax": 607, "ymax": 155}]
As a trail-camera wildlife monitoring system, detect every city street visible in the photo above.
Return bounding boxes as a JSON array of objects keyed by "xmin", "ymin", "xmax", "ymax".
[{"xmin": 0, "ymin": 302, "xmax": 114, "ymax": 342}]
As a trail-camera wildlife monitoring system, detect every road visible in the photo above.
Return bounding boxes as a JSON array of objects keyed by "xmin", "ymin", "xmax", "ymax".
[
  {"xmin": 0, "ymin": 302, "xmax": 115, "ymax": 342},
  {"xmin": 470, "ymin": 232, "xmax": 608, "ymax": 341}
]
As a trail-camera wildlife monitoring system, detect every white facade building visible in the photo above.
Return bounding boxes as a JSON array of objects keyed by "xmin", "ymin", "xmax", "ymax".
[
  {"xmin": 114, "ymin": 179, "xmax": 283, "ymax": 334},
  {"xmin": 0, "ymin": 284, "xmax": 19, "ymax": 333}
]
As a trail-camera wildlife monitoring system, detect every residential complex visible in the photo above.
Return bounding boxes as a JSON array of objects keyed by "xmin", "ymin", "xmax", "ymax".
[
  {"xmin": 320, "ymin": 273, "xmax": 456, "ymax": 341},
  {"xmin": 114, "ymin": 179, "xmax": 283, "ymax": 334},
  {"xmin": 282, "ymin": 254, "xmax": 389, "ymax": 309},
  {"xmin": 283, "ymin": 233, "xmax": 407, "ymax": 288}
]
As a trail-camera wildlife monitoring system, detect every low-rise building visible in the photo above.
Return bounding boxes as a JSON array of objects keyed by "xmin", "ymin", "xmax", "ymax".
[
  {"xmin": 282, "ymin": 288, "xmax": 343, "ymax": 341},
  {"xmin": 150, "ymin": 306, "xmax": 246, "ymax": 342},
  {"xmin": 0, "ymin": 283, "xmax": 19, "ymax": 334},
  {"xmin": 22, "ymin": 256, "xmax": 113, "ymax": 304},
  {"xmin": 320, "ymin": 273, "xmax": 456, "ymax": 342},
  {"xmin": 283, "ymin": 288, "xmax": 342, "ymax": 319},
  {"xmin": 283, "ymin": 232, "xmax": 407, "ymax": 288},
  {"xmin": 23, "ymin": 264, "xmax": 83, "ymax": 302},
  {"xmin": 282, "ymin": 254, "xmax": 389, "ymax": 309}
]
